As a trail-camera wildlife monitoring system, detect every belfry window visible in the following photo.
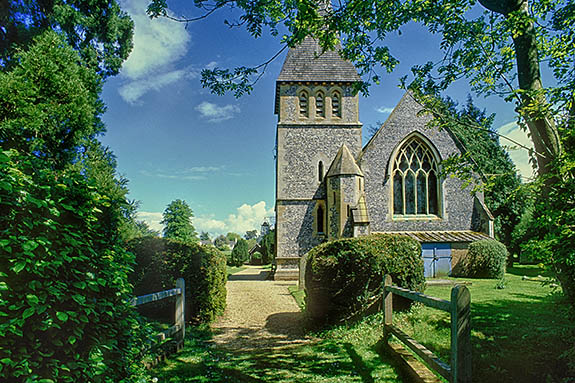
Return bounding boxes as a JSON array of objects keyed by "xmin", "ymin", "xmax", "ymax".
[
  {"xmin": 331, "ymin": 91, "xmax": 341, "ymax": 118},
  {"xmin": 315, "ymin": 91, "xmax": 325, "ymax": 118},
  {"xmin": 299, "ymin": 91, "xmax": 309, "ymax": 117},
  {"xmin": 392, "ymin": 136, "xmax": 440, "ymax": 216},
  {"xmin": 318, "ymin": 161, "xmax": 324, "ymax": 182}
]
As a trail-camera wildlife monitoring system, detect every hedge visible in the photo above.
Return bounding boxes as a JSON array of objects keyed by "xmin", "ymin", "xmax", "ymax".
[
  {"xmin": 455, "ymin": 239, "xmax": 508, "ymax": 279},
  {"xmin": 0, "ymin": 151, "xmax": 142, "ymax": 382},
  {"xmin": 304, "ymin": 234, "xmax": 425, "ymax": 323},
  {"xmin": 128, "ymin": 237, "xmax": 227, "ymax": 323}
]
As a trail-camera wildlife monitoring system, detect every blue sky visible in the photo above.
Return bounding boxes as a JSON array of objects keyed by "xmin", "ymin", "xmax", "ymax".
[{"xmin": 101, "ymin": 0, "xmax": 534, "ymax": 236}]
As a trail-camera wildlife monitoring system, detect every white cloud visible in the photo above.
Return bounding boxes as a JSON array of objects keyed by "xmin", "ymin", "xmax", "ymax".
[
  {"xmin": 497, "ymin": 121, "xmax": 536, "ymax": 180},
  {"xmin": 376, "ymin": 106, "xmax": 394, "ymax": 114},
  {"xmin": 138, "ymin": 201, "xmax": 273, "ymax": 238},
  {"xmin": 195, "ymin": 102, "xmax": 241, "ymax": 122},
  {"xmin": 119, "ymin": 69, "xmax": 196, "ymax": 104},
  {"xmin": 139, "ymin": 166, "xmax": 223, "ymax": 181},
  {"xmin": 118, "ymin": 0, "xmax": 191, "ymax": 103},
  {"xmin": 137, "ymin": 211, "xmax": 164, "ymax": 232}
]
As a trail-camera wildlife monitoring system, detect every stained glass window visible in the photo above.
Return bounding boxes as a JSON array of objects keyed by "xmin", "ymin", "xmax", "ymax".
[{"xmin": 392, "ymin": 136, "xmax": 440, "ymax": 216}]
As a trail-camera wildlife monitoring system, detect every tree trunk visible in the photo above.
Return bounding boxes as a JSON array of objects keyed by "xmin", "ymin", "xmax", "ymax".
[
  {"xmin": 510, "ymin": 0, "xmax": 562, "ymax": 179},
  {"xmin": 479, "ymin": 0, "xmax": 562, "ymax": 179}
]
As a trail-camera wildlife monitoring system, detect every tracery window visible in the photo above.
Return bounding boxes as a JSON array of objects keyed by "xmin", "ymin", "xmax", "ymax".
[
  {"xmin": 299, "ymin": 91, "xmax": 309, "ymax": 117},
  {"xmin": 392, "ymin": 136, "xmax": 440, "ymax": 216},
  {"xmin": 315, "ymin": 91, "xmax": 325, "ymax": 118},
  {"xmin": 331, "ymin": 91, "xmax": 341, "ymax": 118}
]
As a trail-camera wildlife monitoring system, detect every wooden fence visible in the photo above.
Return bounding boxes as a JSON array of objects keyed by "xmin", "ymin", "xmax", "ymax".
[
  {"xmin": 131, "ymin": 278, "xmax": 185, "ymax": 347},
  {"xmin": 383, "ymin": 275, "xmax": 471, "ymax": 383}
]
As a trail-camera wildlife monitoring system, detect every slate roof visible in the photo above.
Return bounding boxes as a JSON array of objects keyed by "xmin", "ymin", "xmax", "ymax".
[
  {"xmin": 277, "ymin": 37, "xmax": 361, "ymax": 83},
  {"xmin": 375, "ymin": 230, "xmax": 492, "ymax": 243},
  {"xmin": 326, "ymin": 144, "xmax": 363, "ymax": 177}
]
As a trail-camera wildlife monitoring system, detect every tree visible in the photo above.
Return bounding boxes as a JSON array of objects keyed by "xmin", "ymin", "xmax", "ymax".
[
  {"xmin": 161, "ymin": 199, "xmax": 199, "ymax": 243},
  {"xmin": 0, "ymin": 33, "xmax": 142, "ymax": 382},
  {"xmin": 200, "ymin": 231, "xmax": 211, "ymax": 241},
  {"xmin": 230, "ymin": 238, "xmax": 250, "ymax": 267},
  {"xmin": 244, "ymin": 230, "xmax": 258, "ymax": 240},
  {"xmin": 440, "ymin": 95, "xmax": 526, "ymax": 254},
  {"xmin": 148, "ymin": 0, "xmax": 575, "ymax": 302},
  {"xmin": 260, "ymin": 229, "xmax": 275, "ymax": 265},
  {"xmin": 0, "ymin": 31, "xmax": 104, "ymax": 169},
  {"xmin": 214, "ymin": 234, "xmax": 229, "ymax": 250},
  {"xmin": 1, "ymin": 0, "xmax": 133, "ymax": 78}
]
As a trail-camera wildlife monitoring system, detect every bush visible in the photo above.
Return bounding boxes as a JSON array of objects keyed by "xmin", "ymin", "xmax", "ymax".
[
  {"xmin": 304, "ymin": 234, "xmax": 425, "ymax": 323},
  {"xmin": 230, "ymin": 238, "xmax": 249, "ymax": 267},
  {"xmin": 128, "ymin": 237, "xmax": 227, "ymax": 323},
  {"xmin": 456, "ymin": 239, "xmax": 508, "ymax": 279},
  {"xmin": 0, "ymin": 151, "xmax": 142, "ymax": 382}
]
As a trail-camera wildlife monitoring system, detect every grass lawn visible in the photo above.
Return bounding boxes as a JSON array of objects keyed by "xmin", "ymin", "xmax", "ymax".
[
  {"xmin": 148, "ymin": 317, "xmax": 403, "ymax": 382},
  {"xmin": 147, "ymin": 265, "xmax": 573, "ymax": 382},
  {"xmin": 226, "ymin": 265, "xmax": 246, "ymax": 277},
  {"xmin": 392, "ymin": 264, "xmax": 573, "ymax": 383}
]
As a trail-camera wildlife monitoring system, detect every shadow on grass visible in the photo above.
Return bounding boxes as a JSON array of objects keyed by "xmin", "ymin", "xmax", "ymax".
[
  {"xmin": 150, "ymin": 311, "xmax": 404, "ymax": 383},
  {"xmin": 343, "ymin": 343, "xmax": 374, "ymax": 383},
  {"xmin": 470, "ymin": 292, "xmax": 571, "ymax": 383}
]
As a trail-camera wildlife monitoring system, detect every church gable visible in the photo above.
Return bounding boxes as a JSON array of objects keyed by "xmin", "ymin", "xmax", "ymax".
[{"xmin": 359, "ymin": 92, "xmax": 481, "ymax": 233}]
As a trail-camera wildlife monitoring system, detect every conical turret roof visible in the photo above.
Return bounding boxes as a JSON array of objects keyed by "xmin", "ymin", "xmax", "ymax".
[{"xmin": 326, "ymin": 144, "xmax": 363, "ymax": 177}]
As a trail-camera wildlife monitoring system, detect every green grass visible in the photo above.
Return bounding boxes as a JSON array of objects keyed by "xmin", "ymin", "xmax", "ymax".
[
  {"xmin": 392, "ymin": 264, "xmax": 573, "ymax": 383},
  {"xmin": 147, "ymin": 265, "xmax": 573, "ymax": 382},
  {"xmin": 288, "ymin": 285, "xmax": 305, "ymax": 311},
  {"xmin": 226, "ymin": 265, "xmax": 246, "ymax": 277},
  {"xmin": 148, "ymin": 319, "xmax": 403, "ymax": 382}
]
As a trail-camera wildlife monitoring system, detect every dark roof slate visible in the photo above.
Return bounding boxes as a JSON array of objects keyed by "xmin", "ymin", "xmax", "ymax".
[
  {"xmin": 374, "ymin": 230, "xmax": 492, "ymax": 243},
  {"xmin": 277, "ymin": 37, "xmax": 361, "ymax": 83}
]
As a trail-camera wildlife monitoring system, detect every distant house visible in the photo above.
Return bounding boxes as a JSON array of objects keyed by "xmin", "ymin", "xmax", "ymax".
[{"xmin": 273, "ymin": 37, "xmax": 494, "ymax": 281}]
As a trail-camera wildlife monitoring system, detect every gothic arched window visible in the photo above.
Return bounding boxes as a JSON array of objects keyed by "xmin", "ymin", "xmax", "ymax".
[
  {"xmin": 392, "ymin": 136, "xmax": 440, "ymax": 216},
  {"xmin": 331, "ymin": 91, "xmax": 341, "ymax": 118},
  {"xmin": 315, "ymin": 91, "xmax": 325, "ymax": 118},
  {"xmin": 318, "ymin": 161, "xmax": 324, "ymax": 182},
  {"xmin": 299, "ymin": 91, "xmax": 309, "ymax": 117}
]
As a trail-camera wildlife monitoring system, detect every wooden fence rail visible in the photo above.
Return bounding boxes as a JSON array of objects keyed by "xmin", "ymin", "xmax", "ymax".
[
  {"xmin": 131, "ymin": 278, "xmax": 185, "ymax": 346},
  {"xmin": 383, "ymin": 275, "xmax": 471, "ymax": 383}
]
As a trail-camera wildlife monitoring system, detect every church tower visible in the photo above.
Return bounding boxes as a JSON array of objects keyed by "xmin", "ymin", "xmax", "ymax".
[{"xmin": 274, "ymin": 37, "xmax": 362, "ymax": 280}]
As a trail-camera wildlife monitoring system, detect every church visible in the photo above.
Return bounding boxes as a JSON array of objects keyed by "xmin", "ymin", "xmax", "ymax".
[{"xmin": 273, "ymin": 37, "xmax": 494, "ymax": 281}]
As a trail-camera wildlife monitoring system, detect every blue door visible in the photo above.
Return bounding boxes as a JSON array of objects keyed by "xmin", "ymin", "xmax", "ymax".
[{"xmin": 421, "ymin": 243, "xmax": 452, "ymax": 278}]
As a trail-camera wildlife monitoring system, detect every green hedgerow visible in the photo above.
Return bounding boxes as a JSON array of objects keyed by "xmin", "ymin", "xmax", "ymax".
[
  {"xmin": 457, "ymin": 239, "xmax": 508, "ymax": 279},
  {"xmin": 304, "ymin": 234, "xmax": 425, "ymax": 323},
  {"xmin": 128, "ymin": 237, "xmax": 227, "ymax": 323}
]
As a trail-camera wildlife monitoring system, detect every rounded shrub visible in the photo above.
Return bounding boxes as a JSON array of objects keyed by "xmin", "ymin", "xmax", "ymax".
[
  {"xmin": 458, "ymin": 239, "xmax": 508, "ymax": 279},
  {"xmin": 128, "ymin": 237, "xmax": 227, "ymax": 323},
  {"xmin": 304, "ymin": 234, "xmax": 424, "ymax": 323}
]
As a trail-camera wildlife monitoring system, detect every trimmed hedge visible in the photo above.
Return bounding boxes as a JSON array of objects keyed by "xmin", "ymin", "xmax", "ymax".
[
  {"xmin": 304, "ymin": 234, "xmax": 425, "ymax": 323},
  {"xmin": 456, "ymin": 239, "xmax": 508, "ymax": 279},
  {"xmin": 128, "ymin": 237, "xmax": 227, "ymax": 323}
]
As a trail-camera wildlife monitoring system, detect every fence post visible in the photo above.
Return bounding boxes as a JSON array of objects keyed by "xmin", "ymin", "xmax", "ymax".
[
  {"xmin": 383, "ymin": 274, "xmax": 393, "ymax": 341},
  {"xmin": 450, "ymin": 285, "xmax": 471, "ymax": 383},
  {"xmin": 175, "ymin": 278, "xmax": 185, "ymax": 343}
]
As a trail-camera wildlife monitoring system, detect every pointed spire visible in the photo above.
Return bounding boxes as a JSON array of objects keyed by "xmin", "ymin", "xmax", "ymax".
[{"xmin": 326, "ymin": 144, "xmax": 363, "ymax": 177}]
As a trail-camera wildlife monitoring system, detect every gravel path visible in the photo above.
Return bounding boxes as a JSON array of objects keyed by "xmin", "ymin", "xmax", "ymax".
[{"xmin": 211, "ymin": 266, "xmax": 312, "ymax": 352}]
